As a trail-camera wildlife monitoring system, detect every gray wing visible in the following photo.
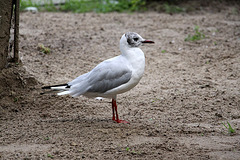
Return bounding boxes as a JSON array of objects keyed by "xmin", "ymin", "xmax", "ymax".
[
  {"xmin": 68, "ymin": 72, "xmax": 89, "ymax": 86},
  {"xmin": 87, "ymin": 57, "xmax": 132, "ymax": 93}
]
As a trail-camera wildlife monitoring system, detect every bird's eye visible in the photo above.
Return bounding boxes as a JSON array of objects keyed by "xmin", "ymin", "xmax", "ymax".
[{"xmin": 133, "ymin": 38, "xmax": 138, "ymax": 41}]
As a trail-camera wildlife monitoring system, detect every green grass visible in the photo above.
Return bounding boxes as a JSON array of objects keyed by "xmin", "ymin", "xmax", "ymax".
[
  {"xmin": 20, "ymin": 0, "xmax": 146, "ymax": 13},
  {"xmin": 163, "ymin": 3, "xmax": 185, "ymax": 14},
  {"xmin": 161, "ymin": 49, "xmax": 166, "ymax": 53},
  {"xmin": 223, "ymin": 121, "xmax": 235, "ymax": 134},
  {"xmin": 47, "ymin": 153, "xmax": 54, "ymax": 159},
  {"xmin": 231, "ymin": 7, "xmax": 239, "ymax": 15},
  {"xmin": 44, "ymin": 136, "xmax": 50, "ymax": 140},
  {"xmin": 13, "ymin": 97, "xmax": 19, "ymax": 102},
  {"xmin": 20, "ymin": 0, "xmax": 38, "ymax": 10},
  {"xmin": 185, "ymin": 25, "xmax": 205, "ymax": 42},
  {"xmin": 125, "ymin": 146, "xmax": 140, "ymax": 154},
  {"xmin": 38, "ymin": 44, "xmax": 51, "ymax": 54}
]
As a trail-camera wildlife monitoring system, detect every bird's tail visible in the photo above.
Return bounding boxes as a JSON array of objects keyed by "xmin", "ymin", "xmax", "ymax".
[{"xmin": 41, "ymin": 83, "xmax": 71, "ymax": 95}]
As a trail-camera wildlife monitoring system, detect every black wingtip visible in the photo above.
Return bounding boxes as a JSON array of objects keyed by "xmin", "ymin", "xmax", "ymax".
[
  {"xmin": 42, "ymin": 86, "xmax": 51, "ymax": 89},
  {"xmin": 42, "ymin": 83, "xmax": 69, "ymax": 89}
]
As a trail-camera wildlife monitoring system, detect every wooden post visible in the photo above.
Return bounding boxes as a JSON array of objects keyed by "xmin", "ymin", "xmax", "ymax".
[
  {"xmin": 0, "ymin": 0, "xmax": 13, "ymax": 69},
  {"xmin": 14, "ymin": 0, "xmax": 20, "ymax": 63}
]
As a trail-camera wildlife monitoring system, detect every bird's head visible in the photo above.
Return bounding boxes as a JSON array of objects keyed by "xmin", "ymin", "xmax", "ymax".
[{"xmin": 120, "ymin": 32, "xmax": 154, "ymax": 49}]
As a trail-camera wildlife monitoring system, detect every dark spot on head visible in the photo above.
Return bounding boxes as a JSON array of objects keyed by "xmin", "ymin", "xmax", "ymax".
[
  {"xmin": 127, "ymin": 37, "xmax": 133, "ymax": 45},
  {"xmin": 133, "ymin": 37, "xmax": 139, "ymax": 41},
  {"xmin": 125, "ymin": 32, "xmax": 142, "ymax": 47}
]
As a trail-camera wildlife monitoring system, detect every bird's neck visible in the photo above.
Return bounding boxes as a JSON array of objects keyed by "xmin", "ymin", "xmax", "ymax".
[
  {"xmin": 120, "ymin": 46, "xmax": 144, "ymax": 59},
  {"xmin": 121, "ymin": 47, "xmax": 145, "ymax": 79}
]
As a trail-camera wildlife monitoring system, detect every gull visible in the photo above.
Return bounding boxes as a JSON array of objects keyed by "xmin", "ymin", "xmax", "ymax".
[{"xmin": 42, "ymin": 32, "xmax": 154, "ymax": 123}]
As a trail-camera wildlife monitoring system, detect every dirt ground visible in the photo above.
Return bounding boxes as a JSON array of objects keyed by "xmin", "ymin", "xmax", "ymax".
[{"xmin": 1, "ymin": 6, "xmax": 240, "ymax": 160}]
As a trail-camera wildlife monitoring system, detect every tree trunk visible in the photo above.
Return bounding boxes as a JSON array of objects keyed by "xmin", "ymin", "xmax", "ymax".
[{"xmin": 0, "ymin": 0, "xmax": 13, "ymax": 69}]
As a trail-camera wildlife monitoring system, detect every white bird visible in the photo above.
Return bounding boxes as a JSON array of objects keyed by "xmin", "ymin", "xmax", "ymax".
[{"xmin": 42, "ymin": 32, "xmax": 154, "ymax": 123}]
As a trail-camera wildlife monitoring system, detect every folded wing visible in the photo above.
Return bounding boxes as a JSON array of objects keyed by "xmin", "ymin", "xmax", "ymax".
[{"xmin": 59, "ymin": 57, "xmax": 132, "ymax": 97}]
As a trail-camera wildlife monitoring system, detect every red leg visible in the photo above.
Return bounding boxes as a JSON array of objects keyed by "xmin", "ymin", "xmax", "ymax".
[
  {"xmin": 112, "ymin": 99, "xmax": 116, "ymax": 121},
  {"xmin": 112, "ymin": 99, "xmax": 129, "ymax": 124}
]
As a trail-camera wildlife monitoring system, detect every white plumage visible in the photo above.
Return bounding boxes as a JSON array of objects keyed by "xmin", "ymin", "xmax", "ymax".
[{"xmin": 42, "ymin": 32, "xmax": 154, "ymax": 123}]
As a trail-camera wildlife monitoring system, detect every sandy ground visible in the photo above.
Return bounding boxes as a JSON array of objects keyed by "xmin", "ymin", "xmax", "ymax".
[{"xmin": 1, "ymin": 8, "xmax": 240, "ymax": 159}]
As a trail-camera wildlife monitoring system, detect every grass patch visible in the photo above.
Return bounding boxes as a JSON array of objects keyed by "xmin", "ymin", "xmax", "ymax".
[
  {"xmin": 47, "ymin": 153, "xmax": 54, "ymax": 159},
  {"xmin": 125, "ymin": 146, "xmax": 140, "ymax": 154},
  {"xmin": 20, "ymin": 0, "xmax": 146, "ymax": 13},
  {"xmin": 38, "ymin": 44, "xmax": 51, "ymax": 54},
  {"xmin": 223, "ymin": 121, "xmax": 235, "ymax": 134},
  {"xmin": 185, "ymin": 25, "xmax": 205, "ymax": 42},
  {"xmin": 161, "ymin": 49, "xmax": 166, "ymax": 53},
  {"xmin": 163, "ymin": 3, "xmax": 185, "ymax": 14},
  {"xmin": 20, "ymin": 0, "xmax": 38, "ymax": 11},
  {"xmin": 44, "ymin": 136, "xmax": 50, "ymax": 141},
  {"xmin": 13, "ymin": 97, "xmax": 19, "ymax": 102}
]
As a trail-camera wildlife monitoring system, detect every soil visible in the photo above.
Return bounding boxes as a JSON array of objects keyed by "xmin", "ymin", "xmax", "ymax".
[{"xmin": 1, "ymin": 6, "xmax": 240, "ymax": 160}]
